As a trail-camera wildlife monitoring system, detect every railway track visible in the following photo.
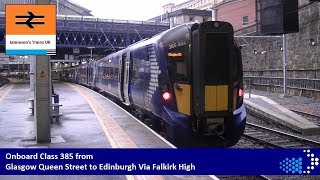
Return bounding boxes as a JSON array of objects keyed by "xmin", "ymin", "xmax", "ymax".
[
  {"xmin": 289, "ymin": 108, "xmax": 320, "ymax": 125},
  {"xmin": 243, "ymin": 122, "xmax": 320, "ymax": 148}
]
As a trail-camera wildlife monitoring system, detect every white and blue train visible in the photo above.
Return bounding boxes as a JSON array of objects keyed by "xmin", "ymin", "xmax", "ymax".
[{"xmin": 57, "ymin": 21, "xmax": 247, "ymax": 147}]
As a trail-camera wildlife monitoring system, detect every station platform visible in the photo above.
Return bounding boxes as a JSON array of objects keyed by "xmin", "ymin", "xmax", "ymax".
[
  {"xmin": 244, "ymin": 93, "xmax": 320, "ymax": 135},
  {"xmin": 0, "ymin": 82, "xmax": 216, "ymax": 180}
]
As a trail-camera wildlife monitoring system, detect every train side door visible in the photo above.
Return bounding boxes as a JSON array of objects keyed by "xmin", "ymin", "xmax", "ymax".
[
  {"xmin": 118, "ymin": 56, "xmax": 125, "ymax": 102},
  {"xmin": 122, "ymin": 52, "xmax": 131, "ymax": 105},
  {"xmin": 92, "ymin": 62, "xmax": 96, "ymax": 87},
  {"xmin": 86, "ymin": 66, "xmax": 89, "ymax": 85}
]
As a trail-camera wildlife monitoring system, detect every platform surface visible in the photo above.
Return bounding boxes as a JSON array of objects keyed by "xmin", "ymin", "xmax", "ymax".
[
  {"xmin": 0, "ymin": 82, "xmax": 215, "ymax": 180},
  {"xmin": 244, "ymin": 93, "xmax": 320, "ymax": 135}
]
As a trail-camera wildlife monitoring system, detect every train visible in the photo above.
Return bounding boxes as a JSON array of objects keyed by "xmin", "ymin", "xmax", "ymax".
[{"xmin": 56, "ymin": 21, "xmax": 247, "ymax": 147}]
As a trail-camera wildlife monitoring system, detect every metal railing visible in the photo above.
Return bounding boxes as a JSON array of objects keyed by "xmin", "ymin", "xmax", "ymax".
[
  {"xmin": 244, "ymin": 76, "xmax": 320, "ymax": 92},
  {"xmin": 0, "ymin": 12, "xmax": 170, "ymax": 26},
  {"xmin": 56, "ymin": 14, "xmax": 169, "ymax": 26}
]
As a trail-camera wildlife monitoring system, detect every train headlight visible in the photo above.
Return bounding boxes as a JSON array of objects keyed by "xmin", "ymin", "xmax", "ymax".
[{"xmin": 162, "ymin": 92, "xmax": 172, "ymax": 101}]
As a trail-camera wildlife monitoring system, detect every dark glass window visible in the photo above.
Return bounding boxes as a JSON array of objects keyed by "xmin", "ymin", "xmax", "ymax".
[
  {"xmin": 242, "ymin": 16, "xmax": 249, "ymax": 26},
  {"xmin": 205, "ymin": 33, "xmax": 230, "ymax": 84}
]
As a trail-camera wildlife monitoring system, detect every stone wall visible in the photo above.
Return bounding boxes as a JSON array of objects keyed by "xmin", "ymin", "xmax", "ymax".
[{"xmin": 235, "ymin": 1, "xmax": 320, "ymax": 79}]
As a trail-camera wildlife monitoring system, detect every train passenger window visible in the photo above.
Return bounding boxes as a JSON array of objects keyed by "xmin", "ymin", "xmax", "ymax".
[
  {"xmin": 107, "ymin": 67, "xmax": 110, "ymax": 79},
  {"xmin": 131, "ymin": 49, "xmax": 147, "ymax": 82},
  {"xmin": 132, "ymin": 59, "xmax": 140, "ymax": 80},
  {"xmin": 110, "ymin": 67, "xmax": 113, "ymax": 79},
  {"xmin": 104, "ymin": 67, "xmax": 107, "ymax": 79},
  {"xmin": 114, "ymin": 67, "xmax": 119, "ymax": 80}
]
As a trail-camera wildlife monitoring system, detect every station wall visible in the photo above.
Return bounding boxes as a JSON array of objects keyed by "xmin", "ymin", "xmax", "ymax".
[{"xmin": 237, "ymin": 1, "xmax": 320, "ymax": 79}]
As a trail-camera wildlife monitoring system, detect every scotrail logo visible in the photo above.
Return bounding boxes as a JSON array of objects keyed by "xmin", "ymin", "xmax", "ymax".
[{"xmin": 279, "ymin": 149, "xmax": 319, "ymax": 174}]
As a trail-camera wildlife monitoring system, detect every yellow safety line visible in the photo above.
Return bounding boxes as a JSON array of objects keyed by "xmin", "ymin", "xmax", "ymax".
[
  {"xmin": 68, "ymin": 83, "xmax": 163, "ymax": 180},
  {"xmin": 0, "ymin": 84, "xmax": 14, "ymax": 102}
]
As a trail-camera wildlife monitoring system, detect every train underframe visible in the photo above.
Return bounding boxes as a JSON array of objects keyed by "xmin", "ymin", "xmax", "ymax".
[{"xmin": 158, "ymin": 105, "xmax": 247, "ymax": 147}]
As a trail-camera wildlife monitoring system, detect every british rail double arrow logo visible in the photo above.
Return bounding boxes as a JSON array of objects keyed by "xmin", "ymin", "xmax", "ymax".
[
  {"xmin": 5, "ymin": 4, "xmax": 56, "ymax": 55},
  {"xmin": 15, "ymin": 11, "xmax": 45, "ymax": 28}
]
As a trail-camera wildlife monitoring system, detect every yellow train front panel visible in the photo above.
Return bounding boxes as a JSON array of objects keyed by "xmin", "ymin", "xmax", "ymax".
[
  {"xmin": 174, "ymin": 84, "xmax": 191, "ymax": 116},
  {"xmin": 205, "ymin": 85, "xmax": 228, "ymax": 112}
]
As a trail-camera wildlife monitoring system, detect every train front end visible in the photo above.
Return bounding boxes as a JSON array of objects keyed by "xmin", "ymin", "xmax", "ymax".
[{"xmin": 161, "ymin": 21, "xmax": 246, "ymax": 147}]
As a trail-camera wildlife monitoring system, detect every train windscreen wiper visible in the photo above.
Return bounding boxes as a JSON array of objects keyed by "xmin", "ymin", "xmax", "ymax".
[{"xmin": 174, "ymin": 83, "xmax": 182, "ymax": 91}]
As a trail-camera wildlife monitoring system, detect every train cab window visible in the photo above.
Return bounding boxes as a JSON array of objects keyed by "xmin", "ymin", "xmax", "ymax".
[
  {"xmin": 167, "ymin": 45, "xmax": 189, "ymax": 83},
  {"xmin": 205, "ymin": 33, "xmax": 230, "ymax": 84},
  {"xmin": 168, "ymin": 58, "xmax": 188, "ymax": 82}
]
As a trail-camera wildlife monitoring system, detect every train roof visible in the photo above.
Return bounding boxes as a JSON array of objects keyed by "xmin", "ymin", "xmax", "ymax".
[
  {"xmin": 128, "ymin": 22, "xmax": 194, "ymax": 49},
  {"xmin": 63, "ymin": 22, "xmax": 197, "ymax": 69},
  {"xmin": 104, "ymin": 22, "xmax": 195, "ymax": 59}
]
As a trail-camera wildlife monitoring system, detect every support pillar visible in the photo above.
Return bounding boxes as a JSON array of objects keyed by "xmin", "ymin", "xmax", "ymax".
[
  {"xmin": 125, "ymin": 34, "xmax": 130, "ymax": 47},
  {"xmin": 211, "ymin": 8, "xmax": 218, "ymax": 21},
  {"xmin": 30, "ymin": 56, "xmax": 35, "ymax": 91},
  {"xmin": 34, "ymin": 0, "xmax": 51, "ymax": 143},
  {"xmin": 170, "ymin": 17, "xmax": 174, "ymax": 28},
  {"xmin": 34, "ymin": 56, "xmax": 51, "ymax": 143},
  {"xmin": 22, "ymin": 60, "xmax": 25, "ymax": 81},
  {"xmin": 212, "ymin": 9, "xmax": 216, "ymax": 21},
  {"xmin": 282, "ymin": 34, "xmax": 288, "ymax": 96}
]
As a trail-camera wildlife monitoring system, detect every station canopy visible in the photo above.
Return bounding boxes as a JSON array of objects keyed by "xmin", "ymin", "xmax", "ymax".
[{"xmin": 0, "ymin": 0, "xmax": 93, "ymax": 16}]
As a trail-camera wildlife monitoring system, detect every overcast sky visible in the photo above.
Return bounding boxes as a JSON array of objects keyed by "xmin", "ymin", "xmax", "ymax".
[{"xmin": 72, "ymin": 0, "xmax": 186, "ymax": 21}]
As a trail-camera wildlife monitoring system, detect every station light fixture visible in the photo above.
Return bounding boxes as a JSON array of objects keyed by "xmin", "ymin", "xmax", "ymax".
[
  {"xmin": 238, "ymin": 44, "xmax": 246, "ymax": 49},
  {"xmin": 309, "ymin": 39, "xmax": 316, "ymax": 46},
  {"xmin": 279, "ymin": 46, "xmax": 283, "ymax": 51}
]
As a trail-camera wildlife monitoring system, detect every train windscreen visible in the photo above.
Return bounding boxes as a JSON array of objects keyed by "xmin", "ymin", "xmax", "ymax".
[
  {"xmin": 205, "ymin": 33, "xmax": 230, "ymax": 85},
  {"xmin": 167, "ymin": 46, "xmax": 189, "ymax": 83}
]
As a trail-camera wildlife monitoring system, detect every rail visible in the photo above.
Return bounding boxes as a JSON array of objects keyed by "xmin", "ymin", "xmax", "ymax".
[
  {"xmin": 243, "ymin": 122, "xmax": 320, "ymax": 148},
  {"xmin": 288, "ymin": 109, "xmax": 320, "ymax": 126},
  {"xmin": 244, "ymin": 76, "xmax": 320, "ymax": 92}
]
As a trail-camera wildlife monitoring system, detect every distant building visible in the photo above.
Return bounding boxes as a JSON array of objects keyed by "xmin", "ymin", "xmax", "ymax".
[
  {"xmin": 212, "ymin": 0, "xmax": 256, "ymax": 30},
  {"xmin": 0, "ymin": 0, "xmax": 93, "ymax": 16},
  {"xmin": 163, "ymin": 0, "xmax": 221, "ymax": 12},
  {"xmin": 149, "ymin": 9, "xmax": 212, "ymax": 27},
  {"xmin": 162, "ymin": 0, "xmax": 257, "ymax": 31}
]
